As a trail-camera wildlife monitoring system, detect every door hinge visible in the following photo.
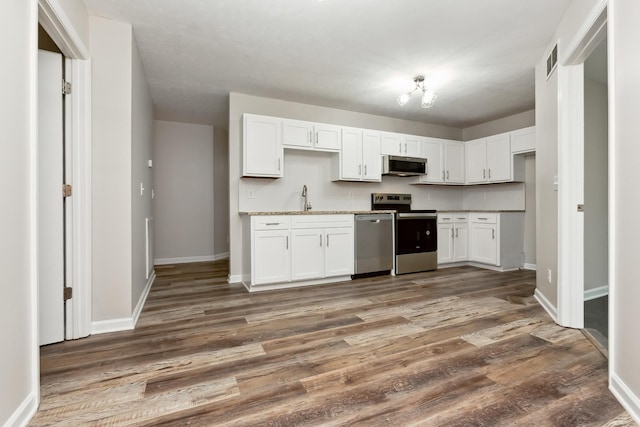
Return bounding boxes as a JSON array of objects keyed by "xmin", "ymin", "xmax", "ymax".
[
  {"xmin": 63, "ymin": 287, "xmax": 72, "ymax": 301},
  {"xmin": 62, "ymin": 80, "xmax": 72, "ymax": 95},
  {"xmin": 577, "ymin": 204, "xmax": 584, "ymax": 212},
  {"xmin": 63, "ymin": 184, "xmax": 72, "ymax": 198}
]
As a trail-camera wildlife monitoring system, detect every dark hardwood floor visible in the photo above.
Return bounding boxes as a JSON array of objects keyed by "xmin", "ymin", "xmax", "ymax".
[{"xmin": 32, "ymin": 261, "xmax": 635, "ymax": 426}]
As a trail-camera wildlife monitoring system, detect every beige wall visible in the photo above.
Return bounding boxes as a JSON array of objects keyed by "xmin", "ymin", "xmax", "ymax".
[
  {"xmin": 0, "ymin": 1, "xmax": 38, "ymax": 424},
  {"xmin": 462, "ymin": 110, "xmax": 535, "ymax": 141},
  {"xmin": 154, "ymin": 120, "xmax": 215, "ymax": 262},
  {"xmin": 131, "ymin": 33, "xmax": 154, "ymax": 304},
  {"xmin": 583, "ymin": 77, "xmax": 608, "ymax": 292},
  {"xmin": 56, "ymin": 0, "xmax": 90, "ymax": 50},
  {"xmin": 611, "ymin": 0, "xmax": 640, "ymax": 415},
  {"xmin": 214, "ymin": 128, "xmax": 230, "ymax": 257},
  {"xmin": 90, "ymin": 16, "xmax": 133, "ymax": 320}
]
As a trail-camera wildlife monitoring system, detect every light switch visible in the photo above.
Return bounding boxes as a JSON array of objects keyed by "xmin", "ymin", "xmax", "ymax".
[
  {"xmin": 148, "ymin": 159, "xmax": 153, "ymax": 168},
  {"xmin": 140, "ymin": 182, "xmax": 145, "ymax": 196}
]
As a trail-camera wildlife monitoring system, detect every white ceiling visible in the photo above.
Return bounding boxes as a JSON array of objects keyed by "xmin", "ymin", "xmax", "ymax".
[{"xmin": 83, "ymin": 0, "xmax": 572, "ymax": 130}]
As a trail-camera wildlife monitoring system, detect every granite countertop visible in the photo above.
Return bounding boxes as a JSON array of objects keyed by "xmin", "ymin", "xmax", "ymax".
[
  {"xmin": 438, "ymin": 209, "xmax": 526, "ymax": 213},
  {"xmin": 240, "ymin": 210, "xmax": 396, "ymax": 216}
]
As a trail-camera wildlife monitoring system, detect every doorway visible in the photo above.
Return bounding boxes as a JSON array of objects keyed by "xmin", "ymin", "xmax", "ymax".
[{"xmin": 583, "ymin": 37, "xmax": 609, "ymax": 350}]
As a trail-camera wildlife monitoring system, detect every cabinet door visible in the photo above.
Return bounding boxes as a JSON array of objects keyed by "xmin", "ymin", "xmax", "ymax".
[
  {"xmin": 380, "ymin": 132, "xmax": 403, "ymax": 155},
  {"xmin": 314, "ymin": 123, "xmax": 341, "ymax": 151},
  {"xmin": 403, "ymin": 134, "xmax": 422, "ymax": 157},
  {"xmin": 510, "ymin": 127, "xmax": 536, "ymax": 154},
  {"xmin": 486, "ymin": 134, "xmax": 512, "ymax": 182},
  {"xmin": 253, "ymin": 230, "xmax": 290, "ymax": 285},
  {"xmin": 340, "ymin": 127, "xmax": 363, "ymax": 180},
  {"xmin": 453, "ymin": 223, "xmax": 469, "ymax": 262},
  {"xmin": 466, "ymin": 139, "xmax": 487, "ymax": 183},
  {"xmin": 437, "ymin": 224, "xmax": 454, "ymax": 264},
  {"xmin": 362, "ymin": 130, "xmax": 382, "ymax": 182},
  {"xmin": 283, "ymin": 119, "xmax": 313, "ymax": 148},
  {"xmin": 324, "ymin": 227, "xmax": 354, "ymax": 277},
  {"xmin": 243, "ymin": 115, "xmax": 283, "ymax": 177},
  {"xmin": 291, "ymin": 229, "xmax": 324, "ymax": 280},
  {"xmin": 420, "ymin": 138, "xmax": 444, "ymax": 183},
  {"xmin": 470, "ymin": 223, "xmax": 498, "ymax": 265},
  {"xmin": 444, "ymin": 141, "xmax": 465, "ymax": 184}
]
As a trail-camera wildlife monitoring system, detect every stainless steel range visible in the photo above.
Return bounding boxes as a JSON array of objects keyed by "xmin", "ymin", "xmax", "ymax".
[{"xmin": 371, "ymin": 193, "xmax": 437, "ymax": 275}]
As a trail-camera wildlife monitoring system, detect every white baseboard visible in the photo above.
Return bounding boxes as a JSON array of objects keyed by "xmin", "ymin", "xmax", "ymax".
[
  {"xmin": 584, "ymin": 285, "xmax": 609, "ymax": 301},
  {"xmin": 91, "ymin": 272, "xmax": 156, "ymax": 335},
  {"xmin": 610, "ymin": 373, "xmax": 640, "ymax": 425},
  {"xmin": 132, "ymin": 271, "xmax": 155, "ymax": 327},
  {"xmin": 534, "ymin": 288, "xmax": 558, "ymax": 323},
  {"xmin": 524, "ymin": 263, "xmax": 537, "ymax": 271},
  {"xmin": 91, "ymin": 317, "xmax": 134, "ymax": 335},
  {"xmin": 154, "ymin": 253, "xmax": 229, "ymax": 265},
  {"xmin": 228, "ymin": 274, "xmax": 243, "ymax": 284},
  {"xmin": 4, "ymin": 391, "xmax": 38, "ymax": 427}
]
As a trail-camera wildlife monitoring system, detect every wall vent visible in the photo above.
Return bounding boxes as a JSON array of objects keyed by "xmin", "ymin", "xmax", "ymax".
[{"xmin": 546, "ymin": 44, "xmax": 558, "ymax": 79}]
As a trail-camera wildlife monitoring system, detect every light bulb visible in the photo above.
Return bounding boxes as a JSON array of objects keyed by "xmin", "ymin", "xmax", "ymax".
[
  {"xmin": 421, "ymin": 89, "xmax": 437, "ymax": 109},
  {"xmin": 397, "ymin": 92, "xmax": 411, "ymax": 107}
]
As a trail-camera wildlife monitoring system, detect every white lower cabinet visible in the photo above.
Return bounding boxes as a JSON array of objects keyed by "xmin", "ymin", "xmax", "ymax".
[
  {"xmin": 437, "ymin": 213, "xmax": 468, "ymax": 264},
  {"xmin": 468, "ymin": 212, "xmax": 524, "ymax": 269},
  {"xmin": 246, "ymin": 214, "xmax": 354, "ymax": 290}
]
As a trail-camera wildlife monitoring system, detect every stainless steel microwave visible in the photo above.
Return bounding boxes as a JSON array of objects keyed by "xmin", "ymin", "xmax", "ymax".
[{"xmin": 382, "ymin": 155, "xmax": 427, "ymax": 176}]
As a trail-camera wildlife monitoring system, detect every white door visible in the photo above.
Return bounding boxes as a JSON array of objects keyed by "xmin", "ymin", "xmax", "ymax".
[
  {"xmin": 324, "ymin": 228, "xmax": 354, "ymax": 277},
  {"xmin": 421, "ymin": 138, "xmax": 444, "ymax": 183},
  {"xmin": 437, "ymin": 224, "xmax": 453, "ymax": 263},
  {"xmin": 453, "ymin": 223, "xmax": 469, "ymax": 262},
  {"xmin": 253, "ymin": 230, "xmax": 290, "ymax": 285},
  {"xmin": 470, "ymin": 223, "xmax": 498, "ymax": 265},
  {"xmin": 403, "ymin": 135, "xmax": 422, "ymax": 157},
  {"xmin": 38, "ymin": 50, "xmax": 65, "ymax": 345},
  {"xmin": 486, "ymin": 134, "xmax": 512, "ymax": 182},
  {"xmin": 444, "ymin": 141, "xmax": 465, "ymax": 184},
  {"xmin": 380, "ymin": 132, "xmax": 403, "ymax": 155},
  {"xmin": 466, "ymin": 139, "xmax": 487, "ymax": 183},
  {"xmin": 314, "ymin": 123, "xmax": 341, "ymax": 151},
  {"xmin": 282, "ymin": 119, "xmax": 313, "ymax": 148},
  {"xmin": 291, "ymin": 229, "xmax": 324, "ymax": 280},
  {"xmin": 362, "ymin": 130, "xmax": 382, "ymax": 182},
  {"xmin": 340, "ymin": 127, "xmax": 363, "ymax": 180},
  {"xmin": 243, "ymin": 115, "xmax": 283, "ymax": 177}
]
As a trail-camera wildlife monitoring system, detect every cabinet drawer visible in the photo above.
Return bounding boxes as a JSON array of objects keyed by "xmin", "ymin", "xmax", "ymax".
[
  {"xmin": 291, "ymin": 215, "xmax": 354, "ymax": 229},
  {"xmin": 252, "ymin": 216, "xmax": 290, "ymax": 230},
  {"xmin": 438, "ymin": 213, "xmax": 454, "ymax": 223},
  {"xmin": 453, "ymin": 214, "xmax": 469, "ymax": 223},
  {"xmin": 470, "ymin": 213, "xmax": 498, "ymax": 224}
]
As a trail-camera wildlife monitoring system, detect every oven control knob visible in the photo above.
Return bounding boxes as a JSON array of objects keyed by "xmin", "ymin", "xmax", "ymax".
[{"xmin": 426, "ymin": 230, "xmax": 431, "ymax": 236}]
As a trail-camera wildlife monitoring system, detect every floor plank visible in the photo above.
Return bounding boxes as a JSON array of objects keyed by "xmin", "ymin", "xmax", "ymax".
[{"xmin": 31, "ymin": 260, "xmax": 635, "ymax": 426}]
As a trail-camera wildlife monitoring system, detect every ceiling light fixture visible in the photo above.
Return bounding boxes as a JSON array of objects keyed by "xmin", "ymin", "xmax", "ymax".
[{"xmin": 397, "ymin": 76, "xmax": 438, "ymax": 109}]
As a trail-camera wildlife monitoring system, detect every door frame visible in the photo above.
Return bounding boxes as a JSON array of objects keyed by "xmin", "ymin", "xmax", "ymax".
[
  {"xmin": 556, "ymin": 0, "xmax": 607, "ymax": 329},
  {"xmin": 39, "ymin": 0, "xmax": 92, "ymax": 339}
]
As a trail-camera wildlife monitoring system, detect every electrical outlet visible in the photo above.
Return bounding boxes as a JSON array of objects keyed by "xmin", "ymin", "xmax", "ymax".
[
  {"xmin": 348, "ymin": 191, "xmax": 354, "ymax": 199},
  {"xmin": 547, "ymin": 268, "xmax": 552, "ymax": 284},
  {"xmin": 247, "ymin": 189, "xmax": 255, "ymax": 199}
]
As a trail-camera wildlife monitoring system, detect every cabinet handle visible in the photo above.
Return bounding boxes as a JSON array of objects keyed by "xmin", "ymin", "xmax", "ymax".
[
  {"xmin": 446, "ymin": 170, "xmax": 450, "ymax": 180},
  {"xmin": 327, "ymin": 235, "xmax": 330, "ymax": 247},
  {"xmin": 265, "ymin": 222, "xmax": 280, "ymax": 226},
  {"xmin": 308, "ymin": 131, "xmax": 312, "ymax": 144},
  {"xmin": 398, "ymin": 142, "xmax": 402, "ymax": 153},
  {"xmin": 320, "ymin": 235, "xmax": 323, "ymax": 247},
  {"xmin": 315, "ymin": 131, "xmax": 319, "ymax": 144},
  {"xmin": 492, "ymin": 229, "xmax": 495, "ymax": 239},
  {"xmin": 483, "ymin": 169, "xmax": 486, "ymax": 179},
  {"xmin": 404, "ymin": 143, "xmax": 407, "ymax": 153},
  {"xmin": 451, "ymin": 228, "xmax": 454, "ymax": 238},
  {"xmin": 286, "ymin": 236, "xmax": 289, "ymax": 249},
  {"xmin": 278, "ymin": 158, "xmax": 281, "ymax": 171},
  {"xmin": 488, "ymin": 168, "xmax": 491, "ymax": 179},
  {"xmin": 425, "ymin": 159, "xmax": 429, "ymax": 176},
  {"xmin": 455, "ymin": 228, "xmax": 458, "ymax": 238},
  {"xmin": 364, "ymin": 164, "xmax": 367, "ymax": 175}
]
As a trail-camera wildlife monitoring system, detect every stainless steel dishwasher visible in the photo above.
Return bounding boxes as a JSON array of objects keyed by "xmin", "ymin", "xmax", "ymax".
[{"xmin": 353, "ymin": 213, "xmax": 394, "ymax": 277}]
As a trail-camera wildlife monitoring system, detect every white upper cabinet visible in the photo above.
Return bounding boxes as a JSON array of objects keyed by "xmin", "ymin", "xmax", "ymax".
[
  {"xmin": 283, "ymin": 119, "xmax": 340, "ymax": 151},
  {"xmin": 466, "ymin": 133, "xmax": 511, "ymax": 184},
  {"xmin": 419, "ymin": 137, "xmax": 444, "ymax": 184},
  {"xmin": 380, "ymin": 132, "xmax": 422, "ymax": 157},
  {"xmin": 334, "ymin": 128, "xmax": 381, "ymax": 182},
  {"xmin": 510, "ymin": 126, "xmax": 536, "ymax": 154},
  {"xmin": 243, "ymin": 114, "xmax": 283, "ymax": 178},
  {"xmin": 444, "ymin": 141, "xmax": 465, "ymax": 184}
]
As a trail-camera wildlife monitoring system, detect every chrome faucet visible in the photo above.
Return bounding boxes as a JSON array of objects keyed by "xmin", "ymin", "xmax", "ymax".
[{"xmin": 301, "ymin": 185, "xmax": 312, "ymax": 211}]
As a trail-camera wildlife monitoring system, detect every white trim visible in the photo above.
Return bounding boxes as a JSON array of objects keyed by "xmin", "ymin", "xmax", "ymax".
[
  {"xmin": 3, "ymin": 391, "xmax": 38, "ymax": 427},
  {"xmin": 243, "ymin": 275, "xmax": 352, "ymax": 293},
  {"xmin": 584, "ymin": 285, "xmax": 609, "ymax": 301},
  {"xmin": 437, "ymin": 261, "xmax": 523, "ymax": 272},
  {"xmin": 610, "ymin": 373, "xmax": 640, "ymax": 425},
  {"xmin": 534, "ymin": 288, "xmax": 558, "ymax": 323},
  {"xmin": 38, "ymin": 0, "xmax": 89, "ymax": 59},
  {"xmin": 561, "ymin": 0, "xmax": 608, "ymax": 66},
  {"xmin": 228, "ymin": 274, "xmax": 243, "ymax": 284},
  {"xmin": 91, "ymin": 317, "xmax": 134, "ymax": 335},
  {"xmin": 154, "ymin": 253, "xmax": 228, "ymax": 265},
  {"xmin": 132, "ymin": 271, "xmax": 155, "ymax": 327},
  {"xmin": 524, "ymin": 263, "xmax": 537, "ymax": 271}
]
